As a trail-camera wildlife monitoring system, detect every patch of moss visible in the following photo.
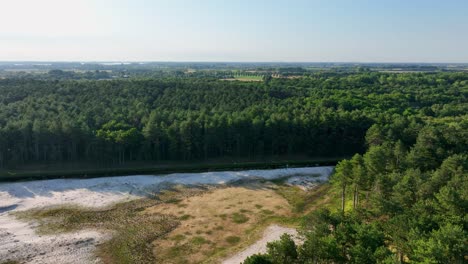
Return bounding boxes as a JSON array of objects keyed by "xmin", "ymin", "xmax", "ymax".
[
  {"xmin": 1, "ymin": 261, "xmax": 20, "ymax": 264},
  {"xmin": 171, "ymin": 234, "xmax": 186, "ymax": 242},
  {"xmin": 165, "ymin": 198, "xmax": 182, "ymax": 204},
  {"xmin": 179, "ymin": 214, "xmax": 191, "ymax": 220},
  {"xmin": 190, "ymin": 236, "xmax": 208, "ymax": 246},
  {"xmin": 225, "ymin": 236, "xmax": 241, "ymax": 244},
  {"xmin": 231, "ymin": 213, "xmax": 249, "ymax": 224},
  {"xmin": 261, "ymin": 209, "xmax": 274, "ymax": 215},
  {"xmin": 218, "ymin": 213, "xmax": 227, "ymax": 220}
]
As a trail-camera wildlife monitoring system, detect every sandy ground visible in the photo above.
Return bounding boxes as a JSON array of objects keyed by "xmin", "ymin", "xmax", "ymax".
[
  {"xmin": 0, "ymin": 166, "xmax": 333, "ymax": 263},
  {"xmin": 286, "ymin": 175, "xmax": 327, "ymax": 191},
  {"xmin": 222, "ymin": 225, "xmax": 301, "ymax": 264}
]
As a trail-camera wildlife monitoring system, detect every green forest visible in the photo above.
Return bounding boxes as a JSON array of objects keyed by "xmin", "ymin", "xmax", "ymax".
[
  {"xmin": 0, "ymin": 70, "xmax": 467, "ymax": 262},
  {"xmin": 244, "ymin": 117, "xmax": 467, "ymax": 263},
  {"xmin": 1, "ymin": 72, "xmax": 466, "ymax": 169}
]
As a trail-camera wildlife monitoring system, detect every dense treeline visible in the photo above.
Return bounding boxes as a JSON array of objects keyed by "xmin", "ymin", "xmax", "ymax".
[
  {"xmin": 0, "ymin": 72, "xmax": 467, "ymax": 169},
  {"xmin": 243, "ymin": 116, "xmax": 467, "ymax": 263}
]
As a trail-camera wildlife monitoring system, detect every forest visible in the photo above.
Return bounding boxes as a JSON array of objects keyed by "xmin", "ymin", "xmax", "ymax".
[
  {"xmin": 244, "ymin": 116, "xmax": 467, "ymax": 263},
  {"xmin": 0, "ymin": 71, "xmax": 466, "ymax": 170}
]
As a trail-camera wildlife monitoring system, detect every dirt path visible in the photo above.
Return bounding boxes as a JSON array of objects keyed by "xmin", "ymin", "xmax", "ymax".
[{"xmin": 222, "ymin": 225, "xmax": 301, "ymax": 264}]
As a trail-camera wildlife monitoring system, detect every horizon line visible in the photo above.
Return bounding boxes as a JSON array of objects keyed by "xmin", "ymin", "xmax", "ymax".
[{"xmin": 1, "ymin": 60, "xmax": 468, "ymax": 65}]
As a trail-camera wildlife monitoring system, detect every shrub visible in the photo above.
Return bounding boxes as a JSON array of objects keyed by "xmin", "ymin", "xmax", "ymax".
[
  {"xmin": 231, "ymin": 213, "xmax": 249, "ymax": 224},
  {"xmin": 226, "ymin": 236, "xmax": 241, "ymax": 244}
]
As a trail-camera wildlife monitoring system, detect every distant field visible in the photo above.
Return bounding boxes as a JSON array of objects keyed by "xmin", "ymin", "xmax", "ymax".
[
  {"xmin": 3, "ymin": 69, "xmax": 48, "ymax": 73},
  {"xmin": 378, "ymin": 70, "xmax": 437, "ymax": 73},
  {"xmin": 223, "ymin": 74, "xmax": 263, "ymax": 82}
]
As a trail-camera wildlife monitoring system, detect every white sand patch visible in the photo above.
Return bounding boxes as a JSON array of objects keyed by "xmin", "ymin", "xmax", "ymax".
[
  {"xmin": 0, "ymin": 166, "xmax": 333, "ymax": 263},
  {"xmin": 286, "ymin": 175, "xmax": 328, "ymax": 191},
  {"xmin": 222, "ymin": 225, "xmax": 302, "ymax": 264},
  {"xmin": 0, "ymin": 218, "xmax": 107, "ymax": 264}
]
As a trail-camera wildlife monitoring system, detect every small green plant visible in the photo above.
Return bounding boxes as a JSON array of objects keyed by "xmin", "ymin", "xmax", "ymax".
[
  {"xmin": 171, "ymin": 234, "xmax": 186, "ymax": 242},
  {"xmin": 179, "ymin": 214, "xmax": 191, "ymax": 220},
  {"xmin": 218, "ymin": 213, "xmax": 227, "ymax": 220},
  {"xmin": 261, "ymin": 209, "xmax": 274, "ymax": 215},
  {"xmin": 231, "ymin": 213, "xmax": 249, "ymax": 224},
  {"xmin": 225, "ymin": 236, "xmax": 241, "ymax": 244},
  {"xmin": 166, "ymin": 198, "xmax": 182, "ymax": 204},
  {"xmin": 191, "ymin": 236, "xmax": 208, "ymax": 246}
]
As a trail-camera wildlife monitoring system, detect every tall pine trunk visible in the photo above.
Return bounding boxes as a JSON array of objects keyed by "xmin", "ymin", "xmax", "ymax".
[
  {"xmin": 356, "ymin": 187, "xmax": 359, "ymax": 207},
  {"xmin": 353, "ymin": 185, "xmax": 358, "ymax": 209},
  {"xmin": 341, "ymin": 184, "xmax": 346, "ymax": 213}
]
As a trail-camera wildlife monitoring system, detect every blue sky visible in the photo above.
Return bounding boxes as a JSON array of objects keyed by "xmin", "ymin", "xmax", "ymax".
[{"xmin": 1, "ymin": 0, "xmax": 467, "ymax": 62}]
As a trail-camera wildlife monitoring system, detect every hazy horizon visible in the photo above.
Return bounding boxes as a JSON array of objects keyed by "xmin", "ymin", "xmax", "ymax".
[
  {"xmin": 1, "ymin": 61, "xmax": 468, "ymax": 64},
  {"xmin": 1, "ymin": 0, "xmax": 468, "ymax": 62}
]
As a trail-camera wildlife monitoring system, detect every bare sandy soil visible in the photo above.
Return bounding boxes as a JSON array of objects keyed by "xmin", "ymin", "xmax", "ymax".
[{"xmin": 0, "ymin": 167, "xmax": 333, "ymax": 263}]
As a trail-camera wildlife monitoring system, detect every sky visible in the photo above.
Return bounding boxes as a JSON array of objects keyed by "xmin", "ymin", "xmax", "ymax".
[{"xmin": 0, "ymin": 0, "xmax": 467, "ymax": 62}]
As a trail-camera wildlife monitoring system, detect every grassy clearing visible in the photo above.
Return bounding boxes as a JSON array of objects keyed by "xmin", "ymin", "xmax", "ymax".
[
  {"xmin": 233, "ymin": 75, "xmax": 263, "ymax": 82},
  {"xmin": 221, "ymin": 74, "xmax": 264, "ymax": 82},
  {"xmin": 147, "ymin": 183, "xmax": 295, "ymax": 263},
  {"xmin": 14, "ymin": 181, "xmax": 334, "ymax": 264}
]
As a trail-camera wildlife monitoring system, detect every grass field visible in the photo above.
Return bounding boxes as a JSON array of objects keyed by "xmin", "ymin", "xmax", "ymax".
[
  {"xmin": 234, "ymin": 74, "xmax": 263, "ymax": 81},
  {"xmin": 222, "ymin": 74, "xmax": 264, "ymax": 82},
  {"xmin": 15, "ymin": 180, "xmax": 335, "ymax": 264}
]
